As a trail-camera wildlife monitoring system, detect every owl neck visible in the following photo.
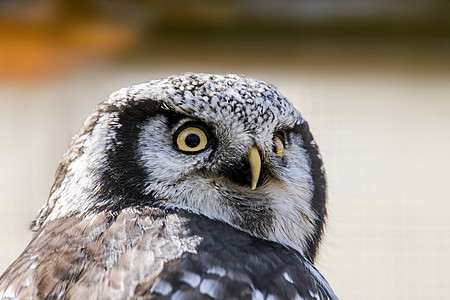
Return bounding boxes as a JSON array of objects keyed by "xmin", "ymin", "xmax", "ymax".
[
  {"xmin": 31, "ymin": 105, "xmax": 159, "ymax": 232},
  {"xmin": 31, "ymin": 112, "xmax": 118, "ymax": 231}
]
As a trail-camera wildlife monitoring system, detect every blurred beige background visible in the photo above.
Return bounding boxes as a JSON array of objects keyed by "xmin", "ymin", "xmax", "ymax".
[{"xmin": 1, "ymin": 1, "xmax": 450, "ymax": 299}]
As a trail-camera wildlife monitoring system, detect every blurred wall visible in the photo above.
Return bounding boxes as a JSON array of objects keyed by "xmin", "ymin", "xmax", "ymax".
[{"xmin": 0, "ymin": 1, "xmax": 449, "ymax": 299}]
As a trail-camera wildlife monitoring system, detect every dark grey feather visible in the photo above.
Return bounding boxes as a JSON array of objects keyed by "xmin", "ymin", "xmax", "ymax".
[{"xmin": 0, "ymin": 207, "xmax": 336, "ymax": 299}]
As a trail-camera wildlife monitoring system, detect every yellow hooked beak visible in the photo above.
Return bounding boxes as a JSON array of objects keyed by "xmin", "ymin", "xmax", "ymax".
[{"xmin": 248, "ymin": 146, "xmax": 261, "ymax": 190}]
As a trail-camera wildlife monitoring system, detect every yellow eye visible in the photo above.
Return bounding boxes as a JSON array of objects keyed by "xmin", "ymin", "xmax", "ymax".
[
  {"xmin": 176, "ymin": 126, "xmax": 208, "ymax": 153},
  {"xmin": 273, "ymin": 135, "xmax": 284, "ymax": 158}
]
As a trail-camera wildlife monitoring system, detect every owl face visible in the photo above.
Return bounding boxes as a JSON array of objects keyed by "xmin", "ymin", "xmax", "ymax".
[{"xmin": 33, "ymin": 73, "xmax": 326, "ymax": 260}]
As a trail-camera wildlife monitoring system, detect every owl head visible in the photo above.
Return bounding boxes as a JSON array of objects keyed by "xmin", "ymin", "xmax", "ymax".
[{"xmin": 31, "ymin": 73, "xmax": 327, "ymax": 261}]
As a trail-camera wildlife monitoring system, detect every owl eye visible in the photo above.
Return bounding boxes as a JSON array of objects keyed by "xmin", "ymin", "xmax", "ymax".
[
  {"xmin": 175, "ymin": 126, "xmax": 209, "ymax": 153},
  {"xmin": 273, "ymin": 134, "xmax": 285, "ymax": 158}
]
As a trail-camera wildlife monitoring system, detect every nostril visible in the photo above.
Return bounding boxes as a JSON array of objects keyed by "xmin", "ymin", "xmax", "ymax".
[
  {"xmin": 219, "ymin": 159, "xmax": 253, "ymax": 187},
  {"xmin": 217, "ymin": 159, "xmax": 271, "ymax": 189}
]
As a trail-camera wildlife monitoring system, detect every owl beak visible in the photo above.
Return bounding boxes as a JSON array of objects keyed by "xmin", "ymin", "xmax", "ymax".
[{"xmin": 248, "ymin": 146, "xmax": 261, "ymax": 190}]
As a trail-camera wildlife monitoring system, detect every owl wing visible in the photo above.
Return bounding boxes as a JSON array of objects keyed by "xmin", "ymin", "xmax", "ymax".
[
  {"xmin": 0, "ymin": 207, "xmax": 189, "ymax": 299},
  {"xmin": 0, "ymin": 207, "xmax": 337, "ymax": 299},
  {"xmin": 143, "ymin": 210, "xmax": 338, "ymax": 300}
]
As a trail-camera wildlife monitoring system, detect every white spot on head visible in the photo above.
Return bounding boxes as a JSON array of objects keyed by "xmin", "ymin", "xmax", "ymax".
[
  {"xmin": 206, "ymin": 266, "xmax": 226, "ymax": 277},
  {"xmin": 171, "ymin": 290, "xmax": 187, "ymax": 300},
  {"xmin": 252, "ymin": 289, "xmax": 264, "ymax": 300},
  {"xmin": 199, "ymin": 278, "xmax": 221, "ymax": 299},
  {"xmin": 180, "ymin": 271, "xmax": 201, "ymax": 288},
  {"xmin": 282, "ymin": 272, "xmax": 294, "ymax": 284},
  {"xmin": 309, "ymin": 289, "xmax": 321, "ymax": 300},
  {"xmin": 293, "ymin": 293, "xmax": 303, "ymax": 300},
  {"xmin": 153, "ymin": 280, "xmax": 173, "ymax": 296}
]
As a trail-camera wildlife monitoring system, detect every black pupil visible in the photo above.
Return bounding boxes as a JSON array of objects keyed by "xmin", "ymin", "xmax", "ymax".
[{"xmin": 185, "ymin": 133, "xmax": 201, "ymax": 148}]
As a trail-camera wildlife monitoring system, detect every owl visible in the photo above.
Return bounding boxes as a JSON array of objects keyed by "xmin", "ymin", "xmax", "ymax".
[{"xmin": 0, "ymin": 73, "xmax": 337, "ymax": 299}]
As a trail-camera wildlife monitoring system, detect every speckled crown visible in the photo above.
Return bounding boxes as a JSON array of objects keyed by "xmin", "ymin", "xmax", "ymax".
[{"xmin": 106, "ymin": 73, "xmax": 304, "ymax": 131}]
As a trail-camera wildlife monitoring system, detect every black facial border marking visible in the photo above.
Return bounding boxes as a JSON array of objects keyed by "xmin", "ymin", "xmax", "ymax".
[
  {"xmin": 94, "ymin": 100, "xmax": 175, "ymax": 213},
  {"xmin": 291, "ymin": 122, "xmax": 327, "ymax": 262}
]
